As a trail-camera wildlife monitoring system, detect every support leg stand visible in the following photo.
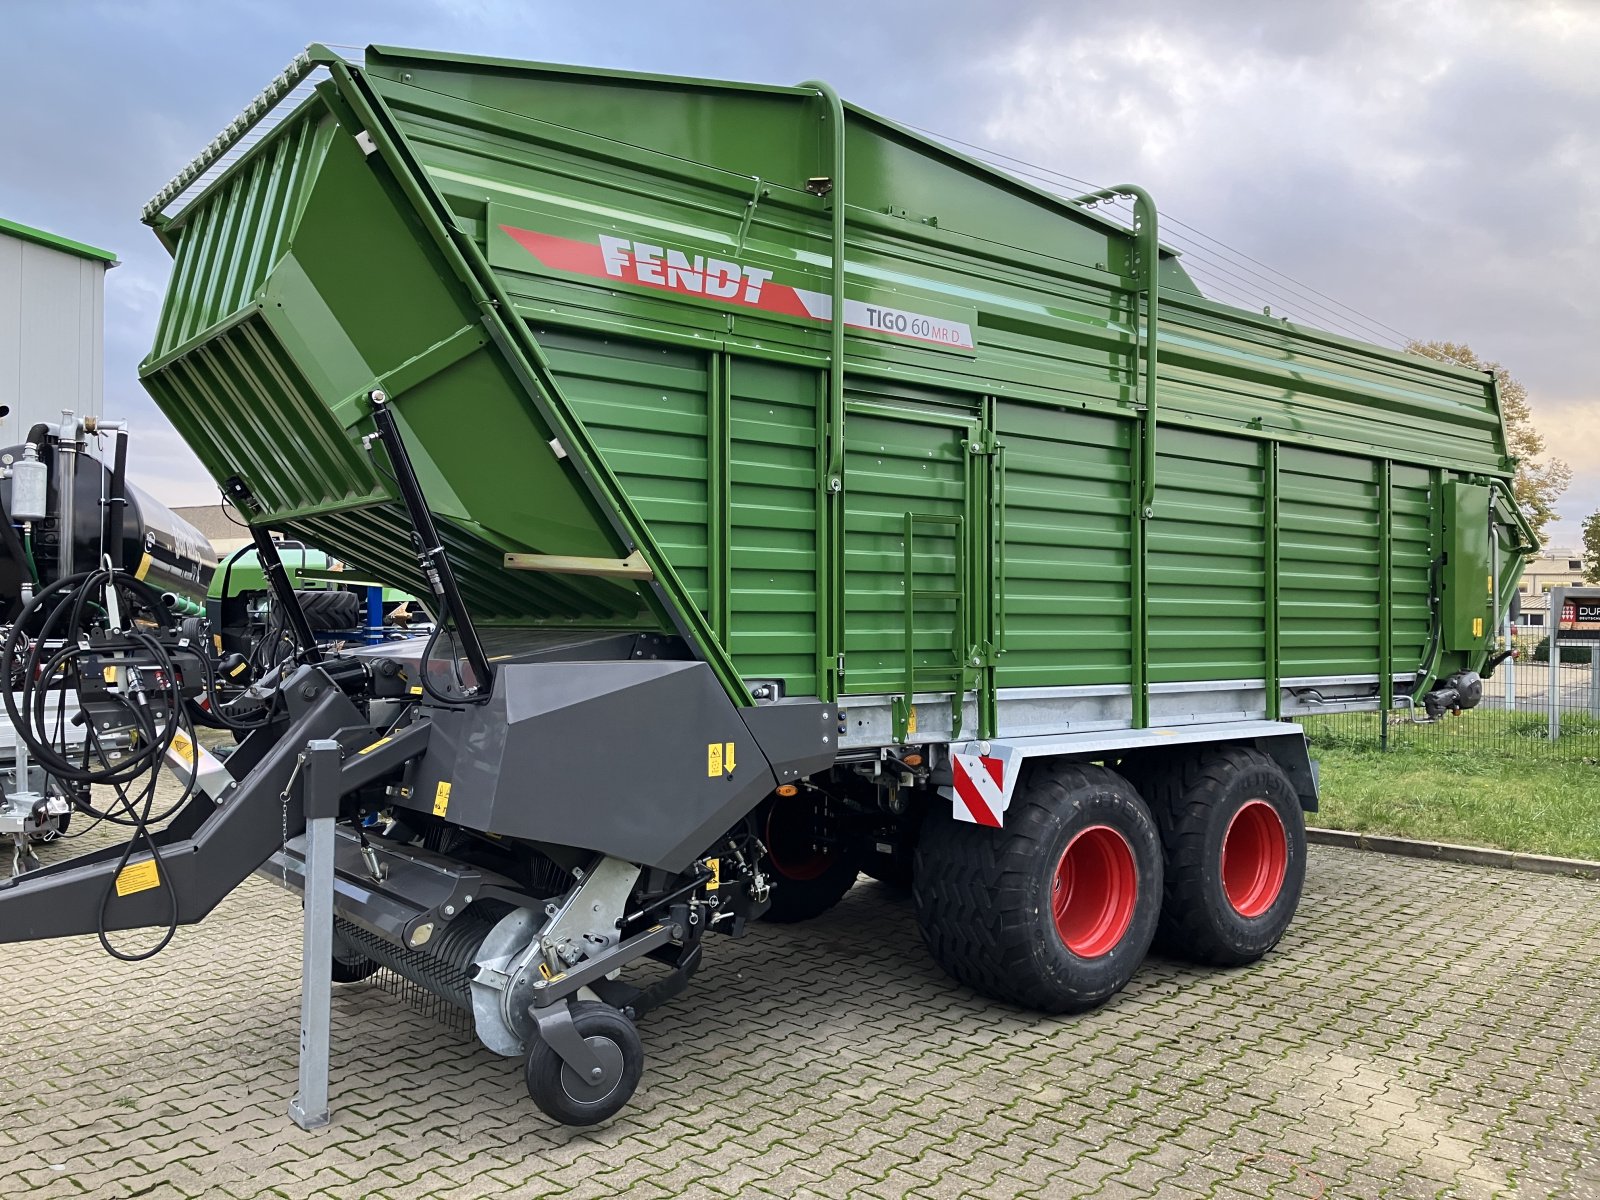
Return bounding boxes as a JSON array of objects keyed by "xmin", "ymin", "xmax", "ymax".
[{"xmin": 290, "ymin": 740, "xmax": 341, "ymax": 1130}]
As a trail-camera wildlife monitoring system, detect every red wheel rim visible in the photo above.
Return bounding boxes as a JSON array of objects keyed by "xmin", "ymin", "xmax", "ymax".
[
  {"xmin": 1221, "ymin": 799, "xmax": 1288, "ymax": 918},
  {"xmin": 1052, "ymin": 825, "xmax": 1138, "ymax": 958},
  {"xmin": 765, "ymin": 797, "xmax": 834, "ymax": 882}
]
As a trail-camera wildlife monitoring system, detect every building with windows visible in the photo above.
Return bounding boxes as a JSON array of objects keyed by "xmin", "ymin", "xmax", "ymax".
[{"xmin": 1513, "ymin": 548, "xmax": 1589, "ymax": 629}]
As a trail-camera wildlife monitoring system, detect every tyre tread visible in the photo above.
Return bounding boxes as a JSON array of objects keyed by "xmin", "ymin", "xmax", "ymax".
[
  {"xmin": 914, "ymin": 763, "xmax": 1159, "ymax": 1013},
  {"xmin": 1140, "ymin": 746, "xmax": 1305, "ymax": 966}
]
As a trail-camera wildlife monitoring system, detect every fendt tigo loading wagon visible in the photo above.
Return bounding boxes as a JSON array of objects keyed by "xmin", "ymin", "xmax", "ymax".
[{"xmin": 0, "ymin": 45, "xmax": 1531, "ymax": 1124}]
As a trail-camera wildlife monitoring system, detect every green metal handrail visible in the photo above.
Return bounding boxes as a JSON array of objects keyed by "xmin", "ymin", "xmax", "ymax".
[
  {"xmin": 801, "ymin": 79, "xmax": 848, "ymax": 490},
  {"xmin": 1074, "ymin": 185, "xmax": 1159, "ymax": 516},
  {"xmin": 1076, "ymin": 185, "xmax": 1159, "ymax": 726},
  {"xmin": 142, "ymin": 44, "xmax": 341, "ymax": 225},
  {"xmin": 1489, "ymin": 476, "xmax": 1539, "ymax": 557}
]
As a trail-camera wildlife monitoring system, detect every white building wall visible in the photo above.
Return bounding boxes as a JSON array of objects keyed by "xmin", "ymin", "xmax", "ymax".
[{"xmin": 0, "ymin": 231, "xmax": 106, "ymax": 446}]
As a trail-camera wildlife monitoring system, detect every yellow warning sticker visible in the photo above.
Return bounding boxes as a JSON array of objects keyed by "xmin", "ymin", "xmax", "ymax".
[
  {"xmin": 906, "ymin": 707, "xmax": 918, "ymax": 735},
  {"xmin": 1473, "ymin": 616, "xmax": 1484, "ymax": 638},
  {"xmin": 134, "ymin": 551, "xmax": 152, "ymax": 581},
  {"xmin": 1487, "ymin": 574, "xmax": 1494, "ymax": 596},
  {"xmin": 169, "ymin": 730, "xmax": 195, "ymax": 767},
  {"xmin": 705, "ymin": 857, "xmax": 720, "ymax": 891},
  {"xmin": 433, "ymin": 781, "xmax": 451, "ymax": 817},
  {"xmin": 707, "ymin": 742, "xmax": 737, "ymax": 777},
  {"xmin": 409, "ymin": 685, "xmax": 423, "ymax": 696},
  {"xmin": 358, "ymin": 736, "xmax": 392, "ymax": 756},
  {"xmin": 114, "ymin": 860, "xmax": 160, "ymax": 897}
]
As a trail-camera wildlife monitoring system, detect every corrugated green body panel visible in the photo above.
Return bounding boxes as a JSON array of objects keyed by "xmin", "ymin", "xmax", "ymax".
[
  {"xmin": 992, "ymin": 403, "xmax": 1132, "ymax": 689},
  {"xmin": 727, "ymin": 360, "xmax": 820, "ymax": 696},
  {"xmin": 150, "ymin": 116, "xmax": 329, "ymax": 358},
  {"xmin": 1277, "ymin": 449, "xmax": 1382, "ymax": 678},
  {"xmin": 1443, "ymin": 481, "xmax": 1493, "ymax": 652},
  {"xmin": 140, "ymin": 85, "xmax": 652, "ymax": 629},
  {"xmin": 842, "ymin": 394, "xmax": 979, "ymax": 694},
  {"xmin": 1388, "ymin": 466, "xmax": 1435, "ymax": 673},
  {"xmin": 1147, "ymin": 429, "xmax": 1267, "ymax": 683},
  {"xmin": 139, "ymin": 44, "xmax": 1524, "ymax": 727},
  {"xmin": 539, "ymin": 331, "xmax": 712, "ymax": 612}
]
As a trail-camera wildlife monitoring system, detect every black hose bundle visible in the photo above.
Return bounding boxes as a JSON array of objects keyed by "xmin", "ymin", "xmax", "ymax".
[{"xmin": 1, "ymin": 567, "xmax": 199, "ymax": 958}]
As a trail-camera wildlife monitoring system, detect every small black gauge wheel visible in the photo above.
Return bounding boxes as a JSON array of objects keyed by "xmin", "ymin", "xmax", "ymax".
[{"xmin": 525, "ymin": 1001, "xmax": 645, "ymax": 1126}]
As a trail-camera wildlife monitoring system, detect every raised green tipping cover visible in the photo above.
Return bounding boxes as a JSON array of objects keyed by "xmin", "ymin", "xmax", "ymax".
[{"xmin": 139, "ymin": 45, "xmax": 1528, "ymax": 718}]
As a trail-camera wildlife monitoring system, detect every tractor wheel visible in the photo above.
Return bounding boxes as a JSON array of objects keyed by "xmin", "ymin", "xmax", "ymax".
[
  {"xmin": 525, "ymin": 1001, "xmax": 644, "ymax": 1126},
  {"xmin": 759, "ymin": 790, "xmax": 858, "ymax": 923},
  {"xmin": 913, "ymin": 762, "xmax": 1162, "ymax": 1013},
  {"xmin": 1141, "ymin": 746, "xmax": 1306, "ymax": 966}
]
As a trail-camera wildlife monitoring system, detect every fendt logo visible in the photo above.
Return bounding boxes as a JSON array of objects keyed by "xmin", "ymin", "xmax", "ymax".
[
  {"xmin": 597, "ymin": 236, "xmax": 773, "ymax": 303},
  {"xmin": 500, "ymin": 223, "xmax": 976, "ymax": 351}
]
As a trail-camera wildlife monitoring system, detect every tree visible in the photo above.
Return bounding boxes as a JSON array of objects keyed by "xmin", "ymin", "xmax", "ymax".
[
  {"xmin": 1406, "ymin": 340, "xmax": 1569, "ymax": 547},
  {"xmin": 1584, "ymin": 512, "xmax": 1600, "ymax": 585}
]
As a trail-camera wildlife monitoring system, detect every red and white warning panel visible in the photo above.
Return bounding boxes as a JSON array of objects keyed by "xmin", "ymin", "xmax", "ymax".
[
  {"xmin": 947, "ymin": 750, "xmax": 1009, "ymax": 827},
  {"xmin": 491, "ymin": 207, "xmax": 977, "ymax": 354}
]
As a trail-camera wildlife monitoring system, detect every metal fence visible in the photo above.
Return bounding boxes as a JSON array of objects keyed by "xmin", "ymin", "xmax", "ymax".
[{"xmin": 1299, "ymin": 635, "xmax": 1600, "ymax": 759}]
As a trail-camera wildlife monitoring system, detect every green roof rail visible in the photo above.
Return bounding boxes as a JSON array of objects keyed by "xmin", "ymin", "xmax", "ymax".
[{"xmin": 0, "ymin": 217, "xmax": 117, "ymax": 265}]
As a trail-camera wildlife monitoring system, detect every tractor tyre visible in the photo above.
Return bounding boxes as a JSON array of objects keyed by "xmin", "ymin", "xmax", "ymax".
[
  {"xmin": 759, "ymin": 789, "xmax": 858, "ymax": 924},
  {"xmin": 913, "ymin": 761, "xmax": 1162, "ymax": 1013},
  {"xmin": 1139, "ymin": 746, "xmax": 1306, "ymax": 966}
]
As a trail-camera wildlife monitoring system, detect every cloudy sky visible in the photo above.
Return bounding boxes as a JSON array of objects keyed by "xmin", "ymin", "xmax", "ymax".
[{"xmin": 3, "ymin": 0, "xmax": 1596, "ymax": 545}]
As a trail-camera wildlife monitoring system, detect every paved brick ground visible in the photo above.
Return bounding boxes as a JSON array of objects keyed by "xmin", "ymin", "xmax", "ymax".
[{"xmin": 1, "ymin": 841, "xmax": 1596, "ymax": 1199}]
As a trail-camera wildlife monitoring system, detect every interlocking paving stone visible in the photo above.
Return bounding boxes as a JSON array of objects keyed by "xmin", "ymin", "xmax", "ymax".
[{"xmin": 0, "ymin": 829, "xmax": 1597, "ymax": 1199}]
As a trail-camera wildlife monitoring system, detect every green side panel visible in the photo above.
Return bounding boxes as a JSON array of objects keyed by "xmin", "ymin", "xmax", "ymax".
[
  {"xmin": 362, "ymin": 45, "xmax": 1145, "ymax": 288},
  {"xmin": 142, "ymin": 311, "xmax": 385, "ymax": 515},
  {"xmin": 138, "ymin": 45, "xmax": 1527, "ymax": 713},
  {"xmin": 1155, "ymin": 302, "xmax": 1507, "ymax": 478},
  {"xmin": 151, "ymin": 115, "xmax": 329, "ymax": 358},
  {"xmin": 1491, "ymin": 487, "xmax": 1530, "ymax": 628},
  {"xmin": 538, "ymin": 330, "xmax": 711, "ymax": 614},
  {"xmin": 1277, "ymin": 448, "xmax": 1382, "ymax": 678},
  {"xmin": 1388, "ymin": 465, "xmax": 1435, "ymax": 675},
  {"xmin": 994, "ymin": 402, "xmax": 1134, "ymax": 689},
  {"xmin": 140, "ymin": 86, "xmax": 651, "ymax": 629},
  {"xmin": 1442, "ymin": 481, "xmax": 1493, "ymax": 652},
  {"xmin": 728, "ymin": 360, "xmax": 820, "ymax": 696},
  {"xmin": 1147, "ymin": 429, "xmax": 1267, "ymax": 683},
  {"xmin": 842, "ymin": 395, "xmax": 978, "ymax": 694}
]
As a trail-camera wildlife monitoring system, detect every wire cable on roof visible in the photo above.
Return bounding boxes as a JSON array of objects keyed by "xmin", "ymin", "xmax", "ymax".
[{"xmin": 909, "ymin": 121, "xmax": 1414, "ymax": 349}]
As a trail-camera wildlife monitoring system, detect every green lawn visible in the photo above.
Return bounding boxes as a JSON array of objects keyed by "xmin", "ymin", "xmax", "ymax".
[{"xmin": 1311, "ymin": 744, "xmax": 1600, "ymax": 861}]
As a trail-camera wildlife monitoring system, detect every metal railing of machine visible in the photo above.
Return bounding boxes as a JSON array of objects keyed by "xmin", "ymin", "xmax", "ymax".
[{"xmin": 141, "ymin": 44, "xmax": 345, "ymax": 227}]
